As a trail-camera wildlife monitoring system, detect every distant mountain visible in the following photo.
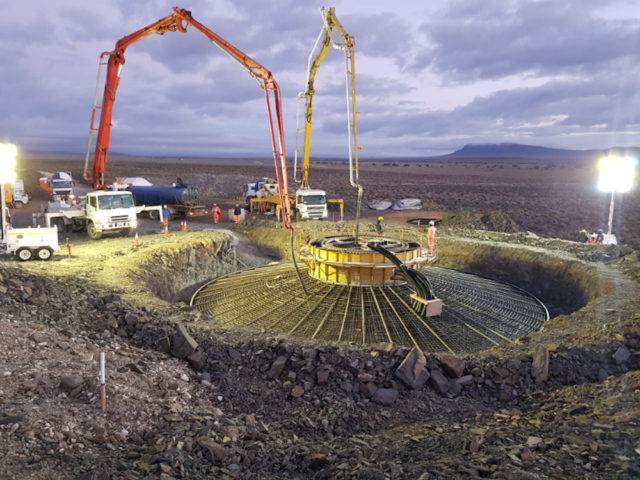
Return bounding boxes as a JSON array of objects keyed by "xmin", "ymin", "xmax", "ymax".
[{"xmin": 430, "ymin": 143, "xmax": 640, "ymax": 161}]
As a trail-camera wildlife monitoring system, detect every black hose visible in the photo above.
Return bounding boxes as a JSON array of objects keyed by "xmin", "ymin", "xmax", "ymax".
[
  {"xmin": 291, "ymin": 230, "xmax": 308, "ymax": 296},
  {"xmin": 367, "ymin": 242, "xmax": 436, "ymax": 315}
]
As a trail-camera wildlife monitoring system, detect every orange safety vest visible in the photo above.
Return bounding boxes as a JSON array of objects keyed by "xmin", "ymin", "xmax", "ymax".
[{"xmin": 427, "ymin": 226, "xmax": 436, "ymax": 243}]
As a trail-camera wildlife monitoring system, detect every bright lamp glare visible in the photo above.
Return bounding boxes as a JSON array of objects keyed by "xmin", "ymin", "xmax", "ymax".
[
  {"xmin": 0, "ymin": 144, "xmax": 17, "ymax": 165},
  {"xmin": 0, "ymin": 169, "xmax": 16, "ymax": 183},
  {"xmin": 0, "ymin": 143, "xmax": 17, "ymax": 183},
  {"xmin": 598, "ymin": 156, "xmax": 636, "ymax": 193}
]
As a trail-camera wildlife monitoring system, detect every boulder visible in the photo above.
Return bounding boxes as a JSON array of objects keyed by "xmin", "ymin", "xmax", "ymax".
[
  {"xmin": 198, "ymin": 436, "xmax": 227, "ymax": 461},
  {"xmin": 359, "ymin": 382, "xmax": 378, "ymax": 399},
  {"xmin": 440, "ymin": 355, "xmax": 465, "ymax": 378},
  {"xmin": 372, "ymin": 388, "xmax": 399, "ymax": 405},
  {"xmin": 613, "ymin": 345, "xmax": 630, "ymax": 365},
  {"xmin": 187, "ymin": 351, "xmax": 207, "ymax": 371},
  {"xmin": 428, "ymin": 370, "xmax": 450, "ymax": 395},
  {"xmin": 60, "ymin": 375, "xmax": 84, "ymax": 392},
  {"xmin": 124, "ymin": 313, "xmax": 139, "ymax": 325},
  {"xmin": 172, "ymin": 324, "xmax": 198, "ymax": 359},
  {"xmin": 457, "ymin": 375, "xmax": 474, "ymax": 387},
  {"xmin": 395, "ymin": 347, "xmax": 429, "ymax": 389},
  {"xmin": 531, "ymin": 344, "xmax": 549, "ymax": 382},
  {"xmin": 228, "ymin": 348, "xmax": 242, "ymax": 361},
  {"xmin": 449, "ymin": 379, "xmax": 462, "ymax": 397},
  {"xmin": 317, "ymin": 370, "xmax": 330, "ymax": 386},
  {"xmin": 156, "ymin": 337, "xmax": 171, "ymax": 354},
  {"xmin": 268, "ymin": 356, "xmax": 288, "ymax": 378}
]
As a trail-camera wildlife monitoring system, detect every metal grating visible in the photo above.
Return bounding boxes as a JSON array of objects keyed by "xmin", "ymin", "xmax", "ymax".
[{"xmin": 191, "ymin": 264, "xmax": 548, "ymax": 354}]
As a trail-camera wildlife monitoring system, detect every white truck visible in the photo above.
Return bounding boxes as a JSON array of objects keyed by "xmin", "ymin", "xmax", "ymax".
[
  {"xmin": 40, "ymin": 172, "xmax": 75, "ymax": 201},
  {"xmin": 246, "ymin": 177, "xmax": 328, "ymax": 220},
  {"xmin": 45, "ymin": 190, "xmax": 161, "ymax": 240},
  {"xmin": 4, "ymin": 180, "xmax": 30, "ymax": 208}
]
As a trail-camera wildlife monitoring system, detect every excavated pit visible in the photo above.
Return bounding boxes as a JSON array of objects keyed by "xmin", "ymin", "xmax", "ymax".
[{"xmin": 136, "ymin": 230, "xmax": 614, "ymax": 354}]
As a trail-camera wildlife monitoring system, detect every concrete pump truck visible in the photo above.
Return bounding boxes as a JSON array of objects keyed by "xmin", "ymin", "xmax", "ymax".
[
  {"xmin": 46, "ymin": 7, "xmax": 297, "ymax": 244},
  {"xmin": 251, "ymin": 8, "xmax": 364, "ymax": 223}
]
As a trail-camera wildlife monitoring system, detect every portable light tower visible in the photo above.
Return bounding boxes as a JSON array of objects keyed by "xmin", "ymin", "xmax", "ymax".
[
  {"xmin": 597, "ymin": 156, "xmax": 636, "ymax": 235},
  {"xmin": 0, "ymin": 144, "xmax": 17, "ymax": 242}
]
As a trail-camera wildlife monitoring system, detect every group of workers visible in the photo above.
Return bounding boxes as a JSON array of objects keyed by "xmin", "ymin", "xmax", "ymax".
[
  {"xmin": 577, "ymin": 229, "xmax": 605, "ymax": 244},
  {"xmin": 164, "ymin": 205, "xmax": 438, "ymax": 254},
  {"xmin": 161, "ymin": 203, "xmax": 242, "ymax": 226}
]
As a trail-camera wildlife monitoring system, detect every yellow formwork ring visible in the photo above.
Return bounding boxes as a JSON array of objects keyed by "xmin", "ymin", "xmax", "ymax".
[{"xmin": 299, "ymin": 235, "xmax": 428, "ymax": 286}]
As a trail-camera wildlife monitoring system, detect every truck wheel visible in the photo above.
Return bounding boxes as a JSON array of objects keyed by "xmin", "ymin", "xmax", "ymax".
[
  {"xmin": 149, "ymin": 210, "xmax": 159, "ymax": 220},
  {"xmin": 87, "ymin": 222, "xmax": 102, "ymax": 240},
  {"xmin": 37, "ymin": 247, "xmax": 53, "ymax": 261},
  {"xmin": 14, "ymin": 201, "xmax": 23, "ymax": 209},
  {"xmin": 295, "ymin": 210, "xmax": 302, "ymax": 222},
  {"xmin": 16, "ymin": 248, "xmax": 33, "ymax": 262}
]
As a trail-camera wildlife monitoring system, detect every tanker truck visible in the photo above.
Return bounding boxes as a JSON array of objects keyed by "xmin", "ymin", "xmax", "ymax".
[{"xmin": 125, "ymin": 183, "xmax": 206, "ymax": 219}]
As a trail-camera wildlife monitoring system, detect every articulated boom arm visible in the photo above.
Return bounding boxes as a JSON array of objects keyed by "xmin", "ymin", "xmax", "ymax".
[
  {"xmin": 294, "ymin": 7, "xmax": 363, "ymax": 241},
  {"xmin": 83, "ymin": 7, "xmax": 289, "ymax": 229}
]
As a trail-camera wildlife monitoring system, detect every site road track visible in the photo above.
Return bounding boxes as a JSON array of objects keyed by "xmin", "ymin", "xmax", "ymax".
[{"xmin": 191, "ymin": 264, "xmax": 548, "ymax": 354}]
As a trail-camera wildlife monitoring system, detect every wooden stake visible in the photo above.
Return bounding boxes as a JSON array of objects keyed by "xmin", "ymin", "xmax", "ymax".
[{"xmin": 100, "ymin": 352, "xmax": 106, "ymax": 413}]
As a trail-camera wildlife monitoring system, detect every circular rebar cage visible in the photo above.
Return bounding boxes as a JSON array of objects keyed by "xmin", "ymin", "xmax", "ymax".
[{"xmin": 191, "ymin": 264, "xmax": 548, "ymax": 354}]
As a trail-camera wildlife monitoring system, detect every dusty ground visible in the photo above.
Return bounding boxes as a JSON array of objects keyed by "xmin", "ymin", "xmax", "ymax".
[{"xmin": 1, "ymin": 155, "xmax": 639, "ymax": 480}]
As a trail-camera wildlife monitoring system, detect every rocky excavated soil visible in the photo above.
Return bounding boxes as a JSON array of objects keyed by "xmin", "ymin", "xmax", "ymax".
[{"xmin": 1, "ymin": 228, "xmax": 640, "ymax": 480}]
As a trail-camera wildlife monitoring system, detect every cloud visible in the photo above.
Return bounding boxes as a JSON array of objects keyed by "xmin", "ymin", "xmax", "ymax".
[
  {"xmin": 412, "ymin": 0, "xmax": 640, "ymax": 83},
  {"xmin": 3, "ymin": 0, "xmax": 640, "ymax": 158}
]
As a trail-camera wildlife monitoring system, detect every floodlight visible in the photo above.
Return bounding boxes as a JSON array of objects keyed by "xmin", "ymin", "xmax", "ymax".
[
  {"xmin": 0, "ymin": 169, "xmax": 16, "ymax": 183},
  {"xmin": 598, "ymin": 156, "xmax": 636, "ymax": 193},
  {"xmin": 0, "ymin": 143, "xmax": 17, "ymax": 241},
  {"xmin": 0, "ymin": 143, "xmax": 17, "ymax": 183}
]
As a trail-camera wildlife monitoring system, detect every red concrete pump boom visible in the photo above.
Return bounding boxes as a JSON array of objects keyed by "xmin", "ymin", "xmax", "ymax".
[{"xmin": 83, "ymin": 7, "xmax": 293, "ymax": 228}]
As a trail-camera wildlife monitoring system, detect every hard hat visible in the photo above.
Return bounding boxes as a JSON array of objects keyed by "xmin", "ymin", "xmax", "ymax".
[
  {"xmin": 378, "ymin": 216, "xmax": 383, "ymax": 221},
  {"xmin": 214, "ymin": 203, "xmax": 217, "ymax": 206},
  {"xmin": 429, "ymin": 221, "xmax": 435, "ymax": 226},
  {"xmin": 164, "ymin": 205, "xmax": 167, "ymax": 208},
  {"xmin": 598, "ymin": 229, "xmax": 603, "ymax": 233},
  {"xmin": 236, "ymin": 204, "xmax": 239, "ymax": 206}
]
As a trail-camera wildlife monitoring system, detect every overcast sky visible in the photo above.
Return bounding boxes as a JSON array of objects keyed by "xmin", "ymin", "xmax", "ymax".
[{"xmin": 2, "ymin": 0, "xmax": 640, "ymax": 158}]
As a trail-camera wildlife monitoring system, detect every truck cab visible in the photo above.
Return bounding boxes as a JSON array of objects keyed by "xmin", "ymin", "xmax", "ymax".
[
  {"xmin": 295, "ymin": 189, "xmax": 328, "ymax": 220},
  {"xmin": 46, "ymin": 191, "xmax": 138, "ymax": 240},
  {"xmin": 4, "ymin": 181, "xmax": 30, "ymax": 208},
  {"xmin": 40, "ymin": 172, "xmax": 74, "ymax": 201},
  {"xmin": 84, "ymin": 191, "xmax": 137, "ymax": 239}
]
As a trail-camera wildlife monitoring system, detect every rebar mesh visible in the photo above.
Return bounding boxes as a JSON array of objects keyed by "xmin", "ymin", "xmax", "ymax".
[{"xmin": 191, "ymin": 264, "xmax": 548, "ymax": 354}]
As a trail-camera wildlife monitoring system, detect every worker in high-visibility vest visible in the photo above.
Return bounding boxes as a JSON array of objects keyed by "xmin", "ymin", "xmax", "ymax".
[
  {"xmin": 376, "ymin": 216, "xmax": 384, "ymax": 236},
  {"xmin": 234, "ymin": 204, "xmax": 242, "ymax": 224},
  {"xmin": 162, "ymin": 205, "xmax": 170, "ymax": 228},
  {"xmin": 212, "ymin": 204, "xmax": 221, "ymax": 224},
  {"xmin": 427, "ymin": 221, "xmax": 436, "ymax": 256}
]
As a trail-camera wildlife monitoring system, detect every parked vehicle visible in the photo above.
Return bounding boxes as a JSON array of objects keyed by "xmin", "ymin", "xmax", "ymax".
[
  {"xmin": 45, "ymin": 191, "xmax": 161, "ymax": 240},
  {"xmin": 3, "ymin": 226, "xmax": 60, "ymax": 261},
  {"xmin": 125, "ymin": 183, "xmax": 206, "ymax": 219},
  {"xmin": 4, "ymin": 180, "xmax": 30, "ymax": 208},
  {"xmin": 39, "ymin": 172, "xmax": 75, "ymax": 201}
]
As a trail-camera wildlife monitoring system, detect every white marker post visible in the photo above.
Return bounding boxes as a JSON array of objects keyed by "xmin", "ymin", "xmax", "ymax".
[{"xmin": 100, "ymin": 352, "xmax": 106, "ymax": 413}]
